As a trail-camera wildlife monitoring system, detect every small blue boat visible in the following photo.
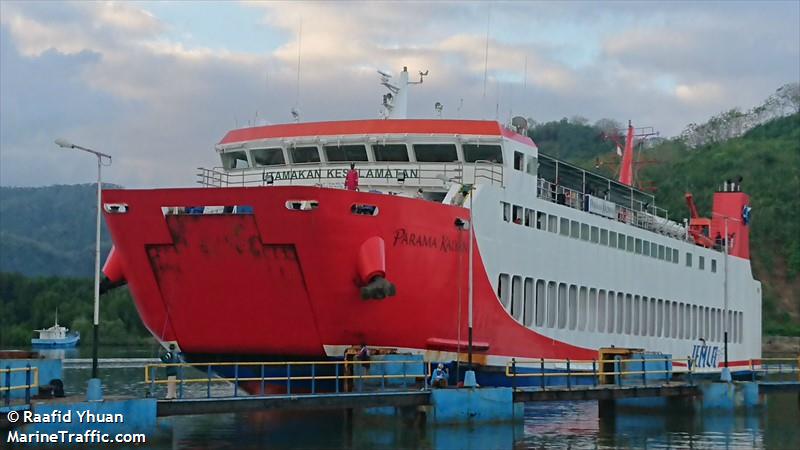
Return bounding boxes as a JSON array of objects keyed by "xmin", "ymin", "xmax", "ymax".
[{"xmin": 31, "ymin": 312, "xmax": 80, "ymax": 348}]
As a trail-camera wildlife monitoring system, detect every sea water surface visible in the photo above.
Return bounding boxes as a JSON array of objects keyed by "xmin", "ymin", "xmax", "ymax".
[{"xmin": 16, "ymin": 346, "xmax": 800, "ymax": 449}]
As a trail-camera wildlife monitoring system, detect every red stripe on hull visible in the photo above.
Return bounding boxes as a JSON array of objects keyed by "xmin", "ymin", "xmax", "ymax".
[{"xmin": 103, "ymin": 186, "xmax": 592, "ymax": 361}]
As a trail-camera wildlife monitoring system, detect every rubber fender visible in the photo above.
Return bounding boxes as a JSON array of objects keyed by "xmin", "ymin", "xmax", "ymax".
[
  {"xmin": 102, "ymin": 245, "xmax": 125, "ymax": 283},
  {"xmin": 357, "ymin": 236, "xmax": 386, "ymax": 284}
]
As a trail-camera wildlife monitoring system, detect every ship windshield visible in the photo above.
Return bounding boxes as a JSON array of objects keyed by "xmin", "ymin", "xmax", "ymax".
[
  {"xmin": 251, "ymin": 148, "xmax": 285, "ymax": 166},
  {"xmin": 324, "ymin": 145, "xmax": 368, "ymax": 162},
  {"xmin": 221, "ymin": 151, "xmax": 250, "ymax": 170},
  {"xmin": 372, "ymin": 144, "xmax": 410, "ymax": 161},
  {"xmin": 290, "ymin": 146, "xmax": 321, "ymax": 163},
  {"xmin": 463, "ymin": 144, "xmax": 503, "ymax": 163},
  {"xmin": 413, "ymin": 143, "xmax": 458, "ymax": 162}
]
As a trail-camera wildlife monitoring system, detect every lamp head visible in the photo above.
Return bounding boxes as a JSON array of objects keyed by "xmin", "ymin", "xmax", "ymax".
[{"xmin": 54, "ymin": 138, "xmax": 74, "ymax": 149}]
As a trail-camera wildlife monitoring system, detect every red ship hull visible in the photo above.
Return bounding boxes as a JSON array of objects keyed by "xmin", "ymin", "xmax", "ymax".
[{"xmin": 102, "ymin": 186, "xmax": 594, "ymax": 363}]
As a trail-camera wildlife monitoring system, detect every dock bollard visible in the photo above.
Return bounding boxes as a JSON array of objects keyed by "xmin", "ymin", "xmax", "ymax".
[{"xmin": 86, "ymin": 377, "xmax": 103, "ymax": 402}]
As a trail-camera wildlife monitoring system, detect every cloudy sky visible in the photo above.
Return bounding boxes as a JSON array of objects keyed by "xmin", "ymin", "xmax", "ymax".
[{"xmin": 1, "ymin": 1, "xmax": 798, "ymax": 188}]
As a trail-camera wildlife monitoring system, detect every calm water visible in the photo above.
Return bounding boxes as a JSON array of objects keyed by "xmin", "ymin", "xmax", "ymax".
[{"xmin": 14, "ymin": 346, "xmax": 800, "ymax": 449}]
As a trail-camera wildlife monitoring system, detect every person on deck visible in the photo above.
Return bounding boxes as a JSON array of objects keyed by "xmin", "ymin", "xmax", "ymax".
[
  {"xmin": 431, "ymin": 363, "xmax": 449, "ymax": 388},
  {"xmin": 161, "ymin": 344, "xmax": 180, "ymax": 399},
  {"xmin": 345, "ymin": 163, "xmax": 359, "ymax": 191}
]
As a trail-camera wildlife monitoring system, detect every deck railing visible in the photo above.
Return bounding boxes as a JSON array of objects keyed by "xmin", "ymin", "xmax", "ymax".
[
  {"xmin": 1, "ymin": 365, "xmax": 39, "ymax": 406},
  {"xmin": 144, "ymin": 359, "xmax": 430, "ymax": 400}
]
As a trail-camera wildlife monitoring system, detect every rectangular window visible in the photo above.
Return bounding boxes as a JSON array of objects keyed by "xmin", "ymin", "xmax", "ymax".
[
  {"xmin": 222, "ymin": 150, "xmax": 250, "ymax": 169},
  {"xmin": 658, "ymin": 245, "xmax": 665, "ymax": 260},
  {"xmin": 570, "ymin": 220, "xmax": 580, "ymax": 239},
  {"xmin": 635, "ymin": 239, "xmax": 642, "ymax": 254},
  {"xmin": 643, "ymin": 240, "xmax": 651, "ymax": 257},
  {"xmin": 633, "ymin": 295, "xmax": 641, "ymax": 335},
  {"xmin": 524, "ymin": 278, "xmax": 534, "ymax": 326},
  {"xmin": 578, "ymin": 287, "xmax": 588, "ymax": 331},
  {"xmin": 498, "ymin": 274, "xmax": 510, "ymax": 309},
  {"xmin": 581, "ymin": 223, "xmax": 590, "ymax": 241},
  {"xmin": 616, "ymin": 293, "xmax": 625, "ymax": 334},
  {"xmin": 597, "ymin": 290, "xmax": 607, "ymax": 333},
  {"xmin": 663, "ymin": 300, "xmax": 670, "ymax": 338},
  {"xmin": 684, "ymin": 303, "xmax": 691, "ymax": 339},
  {"xmin": 526, "ymin": 156, "xmax": 538, "ymax": 175},
  {"xmin": 513, "ymin": 151, "xmax": 524, "ymax": 170},
  {"xmin": 560, "ymin": 218, "xmax": 570, "ymax": 236},
  {"xmin": 711, "ymin": 259, "xmax": 717, "ymax": 273},
  {"xmin": 699, "ymin": 256, "xmax": 705, "ymax": 270},
  {"xmin": 536, "ymin": 211, "xmax": 547, "ymax": 230},
  {"xmin": 557, "ymin": 283, "xmax": 568, "ymax": 329},
  {"xmin": 588, "ymin": 288, "xmax": 597, "ymax": 332},
  {"xmin": 627, "ymin": 236, "xmax": 634, "ymax": 253},
  {"xmin": 324, "ymin": 144, "xmax": 368, "ymax": 162},
  {"xmin": 290, "ymin": 146, "xmax": 321, "ymax": 163},
  {"xmin": 568, "ymin": 285, "xmax": 578, "ymax": 330},
  {"xmin": 671, "ymin": 301, "xmax": 678, "ymax": 339},
  {"xmin": 251, "ymin": 147, "xmax": 285, "ymax": 166},
  {"xmin": 501, "ymin": 202, "xmax": 511, "ymax": 222},
  {"xmin": 609, "ymin": 231, "xmax": 617, "ymax": 248},
  {"xmin": 513, "ymin": 205, "xmax": 523, "ymax": 224},
  {"xmin": 547, "ymin": 282, "xmax": 557, "ymax": 328},
  {"xmin": 535, "ymin": 280, "xmax": 546, "ymax": 327},
  {"xmin": 648, "ymin": 298, "xmax": 656, "ymax": 336},
  {"xmin": 672, "ymin": 249, "xmax": 679, "ymax": 264},
  {"xmin": 665, "ymin": 247, "xmax": 672, "ymax": 263},
  {"xmin": 413, "ymin": 143, "xmax": 458, "ymax": 162},
  {"xmin": 600, "ymin": 229, "xmax": 609, "ymax": 246},
  {"xmin": 372, "ymin": 144, "xmax": 409, "ymax": 161},
  {"xmin": 692, "ymin": 305, "xmax": 698, "ymax": 339},
  {"xmin": 686, "ymin": 253, "xmax": 693, "ymax": 267},
  {"xmin": 511, "ymin": 276, "xmax": 523, "ymax": 321},
  {"xmin": 625, "ymin": 294, "xmax": 633, "ymax": 335},
  {"xmin": 591, "ymin": 226, "xmax": 599, "ymax": 243},
  {"xmin": 548, "ymin": 215, "xmax": 558, "ymax": 233},
  {"xmin": 710, "ymin": 308, "xmax": 716, "ymax": 342},
  {"xmin": 607, "ymin": 291, "xmax": 615, "ymax": 333},
  {"xmin": 617, "ymin": 233, "xmax": 626, "ymax": 251},
  {"xmin": 738, "ymin": 312, "xmax": 743, "ymax": 343},
  {"xmin": 463, "ymin": 144, "xmax": 502, "ymax": 163},
  {"xmin": 678, "ymin": 303, "xmax": 685, "ymax": 339},
  {"xmin": 650, "ymin": 243, "xmax": 659, "ymax": 259},
  {"xmin": 704, "ymin": 307, "xmax": 710, "ymax": 341},
  {"xmin": 524, "ymin": 209, "xmax": 535, "ymax": 227}
]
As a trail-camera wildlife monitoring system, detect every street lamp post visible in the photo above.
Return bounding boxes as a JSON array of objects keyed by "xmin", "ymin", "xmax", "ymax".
[{"xmin": 54, "ymin": 138, "xmax": 111, "ymax": 381}]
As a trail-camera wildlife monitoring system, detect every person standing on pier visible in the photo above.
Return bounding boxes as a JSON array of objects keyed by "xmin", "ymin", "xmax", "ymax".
[
  {"xmin": 161, "ymin": 344, "xmax": 180, "ymax": 399},
  {"xmin": 345, "ymin": 163, "xmax": 359, "ymax": 191}
]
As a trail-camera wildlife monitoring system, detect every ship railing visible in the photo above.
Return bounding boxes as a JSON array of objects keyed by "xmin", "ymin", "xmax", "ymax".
[
  {"xmin": 747, "ymin": 357, "xmax": 800, "ymax": 381},
  {"xmin": 535, "ymin": 178, "xmax": 687, "ymax": 241},
  {"xmin": 197, "ymin": 163, "xmax": 466, "ymax": 189},
  {"xmin": 504, "ymin": 357, "xmax": 695, "ymax": 391},
  {"xmin": 144, "ymin": 359, "xmax": 430, "ymax": 400},
  {"xmin": 1, "ymin": 365, "xmax": 39, "ymax": 407},
  {"xmin": 472, "ymin": 160, "xmax": 504, "ymax": 187}
]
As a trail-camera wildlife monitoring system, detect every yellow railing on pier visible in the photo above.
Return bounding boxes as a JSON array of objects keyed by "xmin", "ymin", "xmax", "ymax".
[{"xmin": 0, "ymin": 366, "xmax": 40, "ymax": 392}]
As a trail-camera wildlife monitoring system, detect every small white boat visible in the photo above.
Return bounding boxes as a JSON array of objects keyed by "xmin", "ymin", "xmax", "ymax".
[{"xmin": 31, "ymin": 312, "xmax": 80, "ymax": 348}]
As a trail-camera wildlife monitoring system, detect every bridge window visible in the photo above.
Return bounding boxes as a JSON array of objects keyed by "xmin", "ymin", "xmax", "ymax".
[
  {"xmin": 290, "ymin": 146, "xmax": 321, "ymax": 163},
  {"xmin": 251, "ymin": 148, "xmax": 285, "ymax": 166},
  {"xmin": 325, "ymin": 145, "xmax": 368, "ymax": 162},
  {"xmin": 513, "ymin": 151, "xmax": 524, "ymax": 170},
  {"xmin": 463, "ymin": 144, "xmax": 503, "ymax": 163},
  {"xmin": 221, "ymin": 151, "xmax": 250, "ymax": 170},
  {"xmin": 526, "ymin": 156, "xmax": 538, "ymax": 175},
  {"xmin": 372, "ymin": 144, "xmax": 410, "ymax": 162},
  {"xmin": 413, "ymin": 143, "xmax": 458, "ymax": 162}
]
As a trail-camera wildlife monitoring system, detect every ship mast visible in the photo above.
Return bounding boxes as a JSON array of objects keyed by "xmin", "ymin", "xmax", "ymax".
[{"xmin": 379, "ymin": 66, "xmax": 428, "ymax": 119}]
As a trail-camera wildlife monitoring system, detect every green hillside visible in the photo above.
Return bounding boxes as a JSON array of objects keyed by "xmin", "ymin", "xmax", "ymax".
[{"xmin": 0, "ymin": 184, "xmax": 113, "ymax": 277}]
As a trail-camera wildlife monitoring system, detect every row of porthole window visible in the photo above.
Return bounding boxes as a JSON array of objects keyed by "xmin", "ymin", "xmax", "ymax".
[
  {"xmin": 501, "ymin": 202, "xmax": 717, "ymax": 273},
  {"xmin": 497, "ymin": 274, "xmax": 743, "ymax": 344}
]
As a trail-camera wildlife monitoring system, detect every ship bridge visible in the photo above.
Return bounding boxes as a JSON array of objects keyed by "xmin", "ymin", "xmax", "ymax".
[{"xmin": 198, "ymin": 119, "xmax": 535, "ymax": 201}]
